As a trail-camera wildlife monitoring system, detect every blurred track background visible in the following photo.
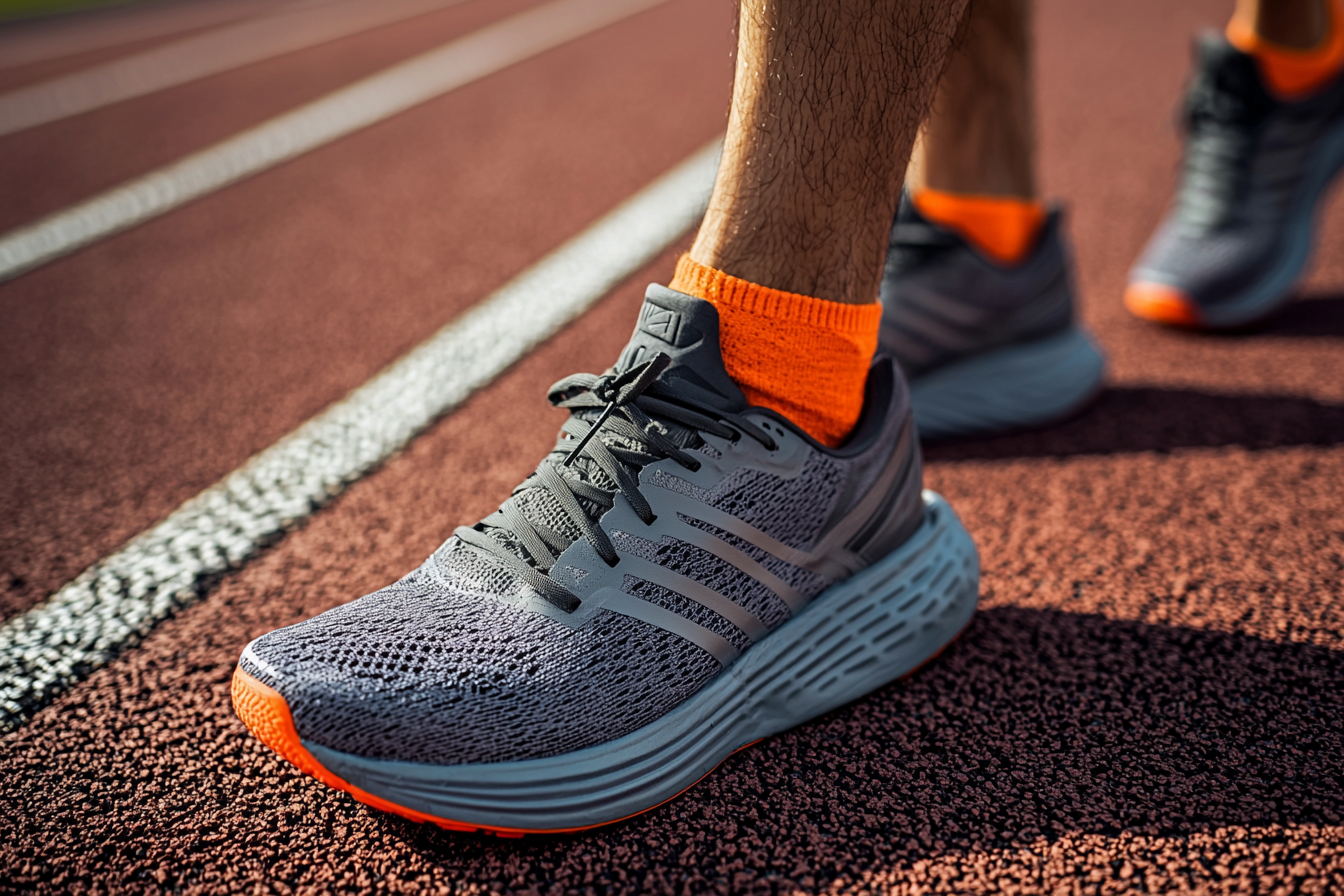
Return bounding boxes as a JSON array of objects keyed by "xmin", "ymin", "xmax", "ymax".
[{"xmin": 1, "ymin": 0, "xmax": 1342, "ymax": 892}]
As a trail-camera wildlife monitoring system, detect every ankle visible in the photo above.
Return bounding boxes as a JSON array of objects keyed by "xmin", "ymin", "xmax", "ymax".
[
  {"xmin": 1234, "ymin": 0, "xmax": 1328, "ymax": 49},
  {"xmin": 669, "ymin": 255, "xmax": 881, "ymax": 448},
  {"xmin": 911, "ymin": 189, "xmax": 1047, "ymax": 267},
  {"xmin": 1228, "ymin": 0, "xmax": 1344, "ymax": 98}
]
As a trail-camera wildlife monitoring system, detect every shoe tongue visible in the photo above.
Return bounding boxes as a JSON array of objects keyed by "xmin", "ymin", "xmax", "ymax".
[
  {"xmin": 448, "ymin": 286, "xmax": 745, "ymax": 584},
  {"xmin": 614, "ymin": 284, "xmax": 747, "ymax": 413},
  {"xmin": 896, "ymin": 188, "xmax": 920, "ymax": 224},
  {"xmin": 888, "ymin": 189, "xmax": 962, "ymax": 256},
  {"xmin": 893, "ymin": 189, "xmax": 944, "ymax": 236},
  {"xmin": 1189, "ymin": 32, "xmax": 1276, "ymax": 124}
]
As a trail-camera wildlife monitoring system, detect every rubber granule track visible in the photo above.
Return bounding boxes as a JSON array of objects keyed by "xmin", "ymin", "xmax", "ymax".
[{"xmin": 4, "ymin": 0, "xmax": 1344, "ymax": 892}]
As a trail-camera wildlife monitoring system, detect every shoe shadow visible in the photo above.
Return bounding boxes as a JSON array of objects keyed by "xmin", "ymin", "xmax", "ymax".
[
  {"xmin": 731, "ymin": 607, "xmax": 1344, "ymax": 863},
  {"xmin": 1237, "ymin": 292, "xmax": 1344, "ymax": 339},
  {"xmin": 923, "ymin": 386, "xmax": 1344, "ymax": 461},
  {"xmin": 381, "ymin": 608, "xmax": 1344, "ymax": 890}
]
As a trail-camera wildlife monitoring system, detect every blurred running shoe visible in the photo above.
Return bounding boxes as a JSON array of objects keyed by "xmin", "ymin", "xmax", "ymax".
[
  {"xmin": 232, "ymin": 285, "xmax": 979, "ymax": 835},
  {"xmin": 1126, "ymin": 32, "xmax": 1344, "ymax": 328},
  {"xmin": 879, "ymin": 192, "xmax": 1106, "ymax": 439}
]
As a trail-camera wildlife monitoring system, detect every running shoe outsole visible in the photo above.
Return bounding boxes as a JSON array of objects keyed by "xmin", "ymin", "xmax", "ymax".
[{"xmin": 233, "ymin": 490, "xmax": 978, "ymax": 836}]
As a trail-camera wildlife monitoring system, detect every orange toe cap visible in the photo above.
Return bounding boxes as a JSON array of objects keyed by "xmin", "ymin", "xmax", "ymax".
[
  {"xmin": 231, "ymin": 666, "xmax": 329, "ymax": 779},
  {"xmin": 1124, "ymin": 282, "xmax": 1203, "ymax": 327},
  {"xmin": 232, "ymin": 666, "xmax": 529, "ymax": 835}
]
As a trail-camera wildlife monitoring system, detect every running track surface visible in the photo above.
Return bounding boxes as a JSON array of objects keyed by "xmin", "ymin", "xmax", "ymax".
[{"xmin": 3, "ymin": 0, "xmax": 1343, "ymax": 891}]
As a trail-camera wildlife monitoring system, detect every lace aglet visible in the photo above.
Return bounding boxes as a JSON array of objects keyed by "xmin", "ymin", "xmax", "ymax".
[{"xmin": 561, "ymin": 403, "xmax": 617, "ymax": 467}]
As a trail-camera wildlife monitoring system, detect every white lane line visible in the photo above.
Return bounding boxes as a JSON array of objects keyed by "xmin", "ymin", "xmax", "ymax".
[
  {"xmin": 0, "ymin": 139, "xmax": 720, "ymax": 734},
  {"xmin": 0, "ymin": 0, "xmax": 669, "ymax": 283},
  {"xmin": 0, "ymin": 0, "xmax": 481, "ymax": 136},
  {"xmin": 0, "ymin": 0, "xmax": 331, "ymax": 71}
]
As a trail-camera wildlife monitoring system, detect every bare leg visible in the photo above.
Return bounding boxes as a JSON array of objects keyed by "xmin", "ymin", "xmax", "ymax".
[
  {"xmin": 1236, "ymin": 0, "xmax": 1329, "ymax": 49},
  {"xmin": 687, "ymin": 0, "xmax": 971, "ymax": 305},
  {"xmin": 907, "ymin": 0, "xmax": 1035, "ymax": 199}
]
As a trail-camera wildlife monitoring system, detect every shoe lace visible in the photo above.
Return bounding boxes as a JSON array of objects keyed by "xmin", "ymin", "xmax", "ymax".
[
  {"xmin": 1176, "ymin": 49, "xmax": 1277, "ymax": 228},
  {"xmin": 453, "ymin": 352, "xmax": 778, "ymax": 613}
]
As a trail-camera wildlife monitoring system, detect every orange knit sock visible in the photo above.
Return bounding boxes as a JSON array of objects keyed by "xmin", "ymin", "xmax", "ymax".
[
  {"xmin": 912, "ymin": 189, "xmax": 1047, "ymax": 266},
  {"xmin": 668, "ymin": 255, "xmax": 881, "ymax": 448},
  {"xmin": 1227, "ymin": 0, "xmax": 1344, "ymax": 99}
]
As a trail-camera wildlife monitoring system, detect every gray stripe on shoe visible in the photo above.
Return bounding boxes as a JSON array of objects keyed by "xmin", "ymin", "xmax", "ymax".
[
  {"xmin": 614, "ymin": 554, "xmax": 770, "ymax": 642},
  {"xmin": 595, "ymin": 589, "xmax": 739, "ymax": 666},
  {"xmin": 668, "ymin": 524, "xmax": 806, "ymax": 614},
  {"xmin": 650, "ymin": 487, "xmax": 853, "ymax": 580}
]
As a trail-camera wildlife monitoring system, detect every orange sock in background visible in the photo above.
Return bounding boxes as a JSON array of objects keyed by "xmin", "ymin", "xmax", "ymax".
[
  {"xmin": 668, "ymin": 255, "xmax": 881, "ymax": 448},
  {"xmin": 1227, "ymin": 0, "xmax": 1344, "ymax": 99},
  {"xmin": 912, "ymin": 189, "xmax": 1047, "ymax": 266}
]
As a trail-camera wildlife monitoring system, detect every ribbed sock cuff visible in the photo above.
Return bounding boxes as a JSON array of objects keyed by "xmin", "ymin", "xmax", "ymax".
[
  {"xmin": 669, "ymin": 254, "xmax": 881, "ymax": 448},
  {"xmin": 912, "ymin": 189, "xmax": 1046, "ymax": 266},
  {"xmin": 1227, "ymin": 0, "xmax": 1344, "ymax": 99}
]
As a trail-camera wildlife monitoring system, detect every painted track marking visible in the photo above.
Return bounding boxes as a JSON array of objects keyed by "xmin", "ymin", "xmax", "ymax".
[
  {"xmin": 0, "ymin": 0, "xmax": 670, "ymax": 283},
  {"xmin": 0, "ymin": 0, "xmax": 333, "ymax": 71},
  {"xmin": 0, "ymin": 0, "xmax": 483, "ymax": 136},
  {"xmin": 0, "ymin": 139, "xmax": 720, "ymax": 734}
]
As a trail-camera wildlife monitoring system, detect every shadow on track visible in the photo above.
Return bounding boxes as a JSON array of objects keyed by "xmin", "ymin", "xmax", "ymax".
[
  {"xmin": 375, "ymin": 608, "xmax": 1343, "ymax": 890},
  {"xmin": 924, "ymin": 386, "xmax": 1344, "ymax": 462},
  {"xmin": 1246, "ymin": 293, "xmax": 1344, "ymax": 339}
]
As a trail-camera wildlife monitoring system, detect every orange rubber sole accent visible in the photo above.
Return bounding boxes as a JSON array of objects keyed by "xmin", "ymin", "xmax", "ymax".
[
  {"xmin": 1123, "ymin": 282, "xmax": 1204, "ymax": 327},
  {"xmin": 231, "ymin": 666, "xmax": 748, "ymax": 837}
]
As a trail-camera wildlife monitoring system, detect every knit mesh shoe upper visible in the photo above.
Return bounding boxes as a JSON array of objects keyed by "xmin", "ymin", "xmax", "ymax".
[
  {"xmin": 239, "ymin": 567, "xmax": 722, "ymax": 767},
  {"xmin": 1128, "ymin": 32, "xmax": 1344, "ymax": 325},
  {"xmin": 240, "ymin": 285, "xmax": 924, "ymax": 767},
  {"xmin": 879, "ymin": 193, "xmax": 1076, "ymax": 378}
]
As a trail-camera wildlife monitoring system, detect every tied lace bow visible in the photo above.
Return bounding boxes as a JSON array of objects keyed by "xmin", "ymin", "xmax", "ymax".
[{"xmin": 453, "ymin": 352, "xmax": 777, "ymax": 613}]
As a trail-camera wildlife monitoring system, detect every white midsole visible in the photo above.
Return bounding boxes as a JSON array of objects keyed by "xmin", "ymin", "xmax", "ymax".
[{"xmin": 910, "ymin": 326, "xmax": 1106, "ymax": 440}]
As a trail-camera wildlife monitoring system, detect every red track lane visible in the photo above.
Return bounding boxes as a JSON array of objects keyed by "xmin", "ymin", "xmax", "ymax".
[
  {"xmin": 0, "ymin": 23, "xmax": 225, "ymax": 93},
  {"xmin": 0, "ymin": 0, "xmax": 733, "ymax": 620},
  {"xmin": 0, "ymin": 0, "xmax": 548, "ymax": 232},
  {"xmin": 0, "ymin": 0, "xmax": 322, "ymax": 89},
  {"xmin": 3, "ymin": 0, "xmax": 1344, "ymax": 892}
]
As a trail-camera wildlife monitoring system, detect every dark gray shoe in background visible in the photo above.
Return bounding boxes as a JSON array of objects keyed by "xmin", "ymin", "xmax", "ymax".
[
  {"xmin": 1126, "ymin": 33, "xmax": 1344, "ymax": 328},
  {"xmin": 879, "ymin": 193, "xmax": 1106, "ymax": 440}
]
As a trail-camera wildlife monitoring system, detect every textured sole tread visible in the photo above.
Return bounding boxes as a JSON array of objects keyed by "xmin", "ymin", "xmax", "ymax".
[{"xmin": 910, "ymin": 326, "xmax": 1106, "ymax": 439}]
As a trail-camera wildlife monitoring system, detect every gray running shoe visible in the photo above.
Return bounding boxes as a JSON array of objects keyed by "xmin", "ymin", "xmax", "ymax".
[
  {"xmin": 879, "ymin": 193, "xmax": 1106, "ymax": 440},
  {"xmin": 232, "ymin": 284, "xmax": 979, "ymax": 835},
  {"xmin": 1126, "ymin": 33, "xmax": 1344, "ymax": 328}
]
